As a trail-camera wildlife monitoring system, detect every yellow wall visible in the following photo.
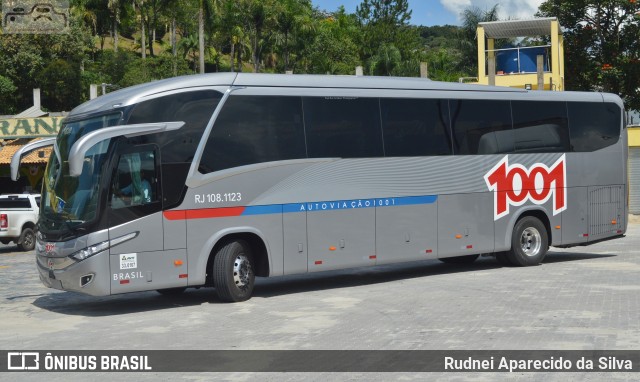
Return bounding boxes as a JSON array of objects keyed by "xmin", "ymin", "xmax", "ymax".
[{"xmin": 629, "ymin": 127, "xmax": 640, "ymax": 147}]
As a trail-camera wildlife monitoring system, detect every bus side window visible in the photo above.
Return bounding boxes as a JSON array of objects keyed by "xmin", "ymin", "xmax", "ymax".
[
  {"xmin": 380, "ymin": 98, "xmax": 452, "ymax": 156},
  {"xmin": 568, "ymin": 102, "xmax": 621, "ymax": 152},
  {"xmin": 199, "ymin": 95, "xmax": 306, "ymax": 173},
  {"xmin": 111, "ymin": 150, "xmax": 158, "ymax": 209},
  {"xmin": 303, "ymin": 97, "xmax": 384, "ymax": 159},
  {"xmin": 450, "ymin": 99, "xmax": 513, "ymax": 155},
  {"xmin": 511, "ymin": 101, "xmax": 570, "ymax": 153}
]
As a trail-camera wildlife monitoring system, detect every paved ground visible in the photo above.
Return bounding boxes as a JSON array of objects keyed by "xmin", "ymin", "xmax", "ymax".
[{"xmin": 1, "ymin": 221, "xmax": 639, "ymax": 381}]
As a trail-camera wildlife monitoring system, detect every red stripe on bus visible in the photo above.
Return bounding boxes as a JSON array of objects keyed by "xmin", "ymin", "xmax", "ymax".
[
  {"xmin": 187, "ymin": 207, "xmax": 245, "ymax": 219},
  {"xmin": 164, "ymin": 207, "xmax": 246, "ymax": 220},
  {"xmin": 163, "ymin": 210, "xmax": 186, "ymax": 220}
]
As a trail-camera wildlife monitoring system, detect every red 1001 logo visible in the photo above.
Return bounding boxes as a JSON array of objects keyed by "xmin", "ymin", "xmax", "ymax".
[{"xmin": 484, "ymin": 155, "xmax": 567, "ymax": 220}]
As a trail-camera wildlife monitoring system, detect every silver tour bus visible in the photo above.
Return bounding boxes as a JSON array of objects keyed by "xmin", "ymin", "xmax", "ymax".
[{"xmin": 13, "ymin": 73, "xmax": 628, "ymax": 302}]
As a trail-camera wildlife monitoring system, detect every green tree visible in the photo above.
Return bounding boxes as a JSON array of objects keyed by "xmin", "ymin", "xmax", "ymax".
[
  {"xmin": 245, "ymin": 0, "xmax": 277, "ymax": 73},
  {"xmin": 198, "ymin": 0, "xmax": 220, "ymax": 73},
  {"xmin": 37, "ymin": 59, "xmax": 83, "ymax": 111},
  {"xmin": 0, "ymin": 18, "xmax": 91, "ymax": 113},
  {"xmin": 220, "ymin": 0, "xmax": 245, "ymax": 72},
  {"xmin": 275, "ymin": 0, "xmax": 313, "ymax": 72},
  {"xmin": 355, "ymin": 0, "xmax": 420, "ymax": 75},
  {"xmin": 0, "ymin": 75, "xmax": 18, "ymax": 114},
  {"xmin": 305, "ymin": 7, "xmax": 361, "ymax": 74},
  {"xmin": 369, "ymin": 43, "xmax": 401, "ymax": 75},
  {"xmin": 458, "ymin": 5, "xmax": 499, "ymax": 77},
  {"xmin": 424, "ymin": 47, "xmax": 466, "ymax": 82},
  {"xmin": 538, "ymin": 0, "xmax": 640, "ymax": 109}
]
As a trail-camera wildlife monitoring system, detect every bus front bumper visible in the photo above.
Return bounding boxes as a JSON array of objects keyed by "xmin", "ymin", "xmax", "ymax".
[{"xmin": 36, "ymin": 251, "xmax": 111, "ymax": 296}]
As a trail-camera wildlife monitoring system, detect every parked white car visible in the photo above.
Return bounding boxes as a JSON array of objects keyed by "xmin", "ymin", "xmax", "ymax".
[{"xmin": 0, "ymin": 194, "xmax": 40, "ymax": 251}]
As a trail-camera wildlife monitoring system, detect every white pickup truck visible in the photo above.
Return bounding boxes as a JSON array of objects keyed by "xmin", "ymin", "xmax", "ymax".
[{"xmin": 0, "ymin": 194, "xmax": 40, "ymax": 251}]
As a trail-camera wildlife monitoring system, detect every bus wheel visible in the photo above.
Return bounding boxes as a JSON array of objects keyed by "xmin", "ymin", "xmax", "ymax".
[
  {"xmin": 18, "ymin": 228, "xmax": 35, "ymax": 251},
  {"xmin": 507, "ymin": 216, "xmax": 548, "ymax": 266},
  {"xmin": 157, "ymin": 287, "xmax": 186, "ymax": 296},
  {"xmin": 438, "ymin": 254, "xmax": 479, "ymax": 264},
  {"xmin": 213, "ymin": 240, "xmax": 255, "ymax": 302}
]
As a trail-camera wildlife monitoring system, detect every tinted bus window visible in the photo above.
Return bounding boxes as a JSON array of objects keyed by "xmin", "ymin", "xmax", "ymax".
[
  {"xmin": 449, "ymin": 99, "xmax": 513, "ymax": 154},
  {"xmin": 568, "ymin": 102, "xmax": 621, "ymax": 152},
  {"xmin": 380, "ymin": 98, "xmax": 452, "ymax": 156},
  {"xmin": 127, "ymin": 90, "xmax": 222, "ymax": 208},
  {"xmin": 303, "ymin": 97, "xmax": 384, "ymax": 158},
  {"xmin": 127, "ymin": 90, "xmax": 222, "ymax": 163},
  {"xmin": 511, "ymin": 101, "xmax": 570, "ymax": 153},
  {"xmin": 200, "ymin": 96, "xmax": 306, "ymax": 173}
]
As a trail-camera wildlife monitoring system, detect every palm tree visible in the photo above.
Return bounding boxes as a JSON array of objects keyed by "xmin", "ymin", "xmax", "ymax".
[
  {"xmin": 133, "ymin": 0, "xmax": 147, "ymax": 59},
  {"xmin": 107, "ymin": 0, "xmax": 127, "ymax": 52},
  {"xmin": 198, "ymin": 0, "xmax": 219, "ymax": 74},
  {"xmin": 180, "ymin": 34, "xmax": 199, "ymax": 72},
  {"xmin": 246, "ymin": 0, "xmax": 276, "ymax": 73},
  {"xmin": 369, "ymin": 43, "xmax": 401, "ymax": 76},
  {"xmin": 221, "ymin": 0, "xmax": 243, "ymax": 72},
  {"xmin": 276, "ymin": 0, "xmax": 312, "ymax": 72},
  {"xmin": 458, "ymin": 5, "xmax": 499, "ymax": 75}
]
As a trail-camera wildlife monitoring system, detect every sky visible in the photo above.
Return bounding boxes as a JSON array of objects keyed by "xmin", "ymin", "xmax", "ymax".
[{"xmin": 312, "ymin": 0, "xmax": 545, "ymax": 26}]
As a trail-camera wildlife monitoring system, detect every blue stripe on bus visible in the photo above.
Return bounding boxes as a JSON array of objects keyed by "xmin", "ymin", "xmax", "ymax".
[
  {"xmin": 278, "ymin": 195, "xmax": 437, "ymax": 214},
  {"xmin": 241, "ymin": 204, "xmax": 283, "ymax": 216},
  {"xmin": 168, "ymin": 195, "xmax": 438, "ymax": 220}
]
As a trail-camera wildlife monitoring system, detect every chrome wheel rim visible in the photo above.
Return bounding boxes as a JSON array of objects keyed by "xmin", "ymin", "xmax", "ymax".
[
  {"xmin": 24, "ymin": 232, "xmax": 34, "ymax": 249},
  {"xmin": 233, "ymin": 254, "xmax": 253, "ymax": 288},
  {"xmin": 520, "ymin": 227, "xmax": 542, "ymax": 256}
]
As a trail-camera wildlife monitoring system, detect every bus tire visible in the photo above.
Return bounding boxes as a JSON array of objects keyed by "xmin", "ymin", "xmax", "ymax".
[
  {"xmin": 213, "ymin": 240, "xmax": 255, "ymax": 302},
  {"xmin": 438, "ymin": 254, "xmax": 479, "ymax": 264},
  {"xmin": 507, "ymin": 216, "xmax": 548, "ymax": 266},
  {"xmin": 17, "ymin": 228, "xmax": 35, "ymax": 251},
  {"xmin": 157, "ymin": 287, "xmax": 186, "ymax": 296}
]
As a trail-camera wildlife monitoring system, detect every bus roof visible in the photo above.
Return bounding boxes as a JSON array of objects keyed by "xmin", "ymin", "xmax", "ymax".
[{"xmin": 68, "ymin": 73, "xmax": 619, "ymax": 119}]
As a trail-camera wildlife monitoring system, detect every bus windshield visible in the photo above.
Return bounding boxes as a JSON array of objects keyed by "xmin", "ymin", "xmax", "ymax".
[{"xmin": 41, "ymin": 113, "xmax": 121, "ymax": 234}]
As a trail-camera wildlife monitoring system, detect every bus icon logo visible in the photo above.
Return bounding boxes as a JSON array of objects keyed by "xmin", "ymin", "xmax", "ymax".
[
  {"xmin": 7, "ymin": 352, "xmax": 40, "ymax": 370},
  {"xmin": 2, "ymin": 1, "xmax": 69, "ymax": 34}
]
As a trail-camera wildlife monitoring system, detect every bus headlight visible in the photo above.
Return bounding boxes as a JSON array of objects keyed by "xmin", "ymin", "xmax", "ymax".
[
  {"xmin": 68, "ymin": 232, "xmax": 138, "ymax": 261},
  {"xmin": 70, "ymin": 240, "xmax": 110, "ymax": 261}
]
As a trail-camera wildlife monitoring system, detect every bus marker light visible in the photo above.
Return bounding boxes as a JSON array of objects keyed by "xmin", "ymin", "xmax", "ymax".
[
  {"xmin": 555, "ymin": 225, "xmax": 561, "ymax": 229},
  {"xmin": 611, "ymin": 219, "xmax": 617, "ymax": 225},
  {"xmin": 329, "ymin": 246, "xmax": 336, "ymax": 251},
  {"xmin": 466, "ymin": 245, "xmax": 473, "ymax": 249},
  {"xmin": 314, "ymin": 261, "xmax": 322, "ymax": 265},
  {"xmin": 120, "ymin": 280, "xmax": 130, "ymax": 284},
  {"xmin": 425, "ymin": 249, "xmax": 433, "ymax": 254},
  {"xmin": 179, "ymin": 274, "xmax": 188, "ymax": 278},
  {"xmin": 369, "ymin": 255, "xmax": 376, "ymax": 260},
  {"xmin": 455, "ymin": 234, "xmax": 462, "ymax": 239},
  {"xmin": 617, "ymin": 230, "xmax": 623, "ymax": 234},
  {"xmin": 174, "ymin": 260, "xmax": 183, "ymax": 266},
  {"xmin": 582, "ymin": 234, "xmax": 589, "ymax": 237}
]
